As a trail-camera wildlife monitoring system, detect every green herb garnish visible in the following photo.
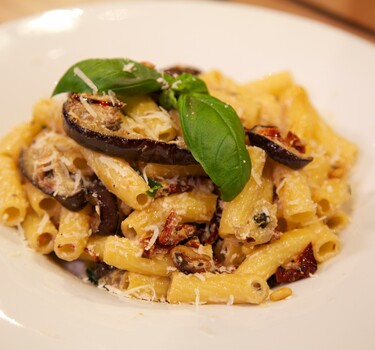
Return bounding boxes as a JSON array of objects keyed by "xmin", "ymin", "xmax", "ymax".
[
  {"xmin": 253, "ymin": 212, "xmax": 270, "ymax": 229},
  {"xmin": 146, "ymin": 178, "xmax": 162, "ymax": 197},
  {"xmin": 178, "ymin": 93, "xmax": 250, "ymax": 201},
  {"xmin": 86, "ymin": 267, "xmax": 99, "ymax": 286},
  {"xmin": 52, "ymin": 58, "xmax": 251, "ymax": 201}
]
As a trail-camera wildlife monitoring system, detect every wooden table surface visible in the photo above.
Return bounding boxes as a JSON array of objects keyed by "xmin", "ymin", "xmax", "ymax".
[{"xmin": 1, "ymin": 0, "xmax": 374, "ymax": 44}]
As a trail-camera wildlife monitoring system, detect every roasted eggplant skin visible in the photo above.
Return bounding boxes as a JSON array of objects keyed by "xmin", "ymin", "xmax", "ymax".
[
  {"xmin": 247, "ymin": 125, "xmax": 313, "ymax": 169},
  {"xmin": 86, "ymin": 178, "xmax": 119, "ymax": 235},
  {"xmin": 20, "ymin": 170, "xmax": 87, "ymax": 211},
  {"xmin": 18, "ymin": 134, "xmax": 87, "ymax": 212},
  {"xmin": 62, "ymin": 94, "xmax": 198, "ymax": 165},
  {"xmin": 162, "ymin": 65, "xmax": 201, "ymax": 77}
]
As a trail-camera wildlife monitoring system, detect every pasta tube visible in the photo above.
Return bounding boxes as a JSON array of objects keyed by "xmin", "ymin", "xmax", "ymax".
[
  {"xmin": 167, "ymin": 272, "xmax": 269, "ymax": 305},
  {"xmin": 80, "ymin": 148, "xmax": 152, "ymax": 210},
  {"xmin": 0, "ymin": 155, "xmax": 28, "ymax": 226},
  {"xmin": 54, "ymin": 207, "xmax": 90, "ymax": 261},
  {"xmin": 24, "ymin": 182, "xmax": 60, "ymax": 218},
  {"xmin": 236, "ymin": 223, "xmax": 340, "ymax": 279},
  {"xmin": 125, "ymin": 272, "xmax": 170, "ymax": 301},
  {"xmin": 103, "ymin": 236, "xmax": 175, "ymax": 277},
  {"xmin": 219, "ymin": 146, "xmax": 276, "ymax": 244},
  {"xmin": 0, "ymin": 122, "xmax": 41, "ymax": 160},
  {"xmin": 22, "ymin": 210, "xmax": 57, "ymax": 254},
  {"xmin": 121, "ymin": 192, "xmax": 217, "ymax": 238}
]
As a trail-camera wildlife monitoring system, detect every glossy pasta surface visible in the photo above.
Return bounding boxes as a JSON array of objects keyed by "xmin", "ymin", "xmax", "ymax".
[{"xmin": 0, "ymin": 64, "xmax": 357, "ymax": 305}]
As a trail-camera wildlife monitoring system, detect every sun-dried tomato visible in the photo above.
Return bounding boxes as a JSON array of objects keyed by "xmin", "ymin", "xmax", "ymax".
[
  {"xmin": 158, "ymin": 210, "xmax": 196, "ymax": 246},
  {"xmin": 275, "ymin": 243, "xmax": 317, "ymax": 283}
]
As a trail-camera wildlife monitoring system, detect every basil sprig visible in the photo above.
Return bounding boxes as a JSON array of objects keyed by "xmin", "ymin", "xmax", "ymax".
[{"xmin": 52, "ymin": 58, "xmax": 251, "ymax": 201}]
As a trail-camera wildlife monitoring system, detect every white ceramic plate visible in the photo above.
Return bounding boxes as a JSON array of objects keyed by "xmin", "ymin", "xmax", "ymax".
[{"xmin": 1, "ymin": 1, "xmax": 374, "ymax": 349}]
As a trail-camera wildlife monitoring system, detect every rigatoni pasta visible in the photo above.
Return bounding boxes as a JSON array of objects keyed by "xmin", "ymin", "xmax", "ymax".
[
  {"xmin": 0, "ymin": 155, "xmax": 28, "ymax": 226},
  {"xmin": 54, "ymin": 207, "xmax": 90, "ymax": 261},
  {"xmin": 0, "ymin": 58, "xmax": 357, "ymax": 306},
  {"xmin": 22, "ymin": 209, "xmax": 57, "ymax": 254}
]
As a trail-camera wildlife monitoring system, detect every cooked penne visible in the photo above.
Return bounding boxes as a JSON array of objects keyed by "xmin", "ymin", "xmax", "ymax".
[
  {"xmin": 219, "ymin": 146, "xmax": 277, "ymax": 244},
  {"xmin": 312, "ymin": 178, "xmax": 351, "ymax": 217},
  {"xmin": 201, "ymin": 70, "xmax": 283, "ymax": 129},
  {"xmin": 125, "ymin": 272, "xmax": 170, "ymax": 301},
  {"xmin": 122, "ymin": 191, "xmax": 217, "ymax": 238},
  {"xmin": 32, "ymin": 98, "xmax": 64, "ymax": 133},
  {"xmin": 0, "ymin": 122, "xmax": 41, "ymax": 160},
  {"xmin": 80, "ymin": 147, "xmax": 152, "ymax": 210},
  {"xmin": 0, "ymin": 155, "xmax": 28, "ymax": 226},
  {"xmin": 236, "ymin": 223, "xmax": 340, "ymax": 278},
  {"xmin": 54, "ymin": 207, "xmax": 90, "ymax": 261},
  {"xmin": 103, "ymin": 236, "xmax": 175, "ymax": 277},
  {"xmin": 142, "ymin": 163, "xmax": 206, "ymax": 178},
  {"xmin": 24, "ymin": 182, "xmax": 60, "ymax": 218},
  {"xmin": 79, "ymin": 235, "xmax": 108, "ymax": 262},
  {"xmin": 22, "ymin": 209, "xmax": 57, "ymax": 254},
  {"xmin": 243, "ymin": 71, "xmax": 294, "ymax": 96},
  {"xmin": 274, "ymin": 165, "xmax": 317, "ymax": 225},
  {"xmin": 167, "ymin": 272, "xmax": 269, "ymax": 305}
]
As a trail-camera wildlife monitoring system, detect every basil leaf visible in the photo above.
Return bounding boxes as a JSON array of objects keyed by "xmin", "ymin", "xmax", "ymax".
[
  {"xmin": 159, "ymin": 73, "xmax": 208, "ymax": 110},
  {"xmin": 168, "ymin": 72, "xmax": 208, "ymax": 95},
  {"xmin": 52, "ymin": 58, "xmax": 163, "ymax": 98},
  {"xmin": 159, "ymin": 89, "xmax": 178, "ymax": 110},
  {"xmin": 178, "ymin": 93, "xmax": 251, "ymax": 201}
]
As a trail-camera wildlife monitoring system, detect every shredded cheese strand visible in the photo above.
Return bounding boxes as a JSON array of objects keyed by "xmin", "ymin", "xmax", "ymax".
[{"xmin": 73, "ymin": 67, "xmax": 98, "ymax": 94}]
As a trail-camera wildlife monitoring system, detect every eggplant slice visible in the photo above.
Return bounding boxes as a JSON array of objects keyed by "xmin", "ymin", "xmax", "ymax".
[
  {"xmin": 247, "ymin": 125, "xmax": 313, "ymax": 169},
  {"xmin": 62, "ymin": 93, "xmax": 197, "ymax": 165},
  {"xmin": 19, "ymin": 131, "xmax": 88, "ymax": 211},
  {"xmin": 86, "ymin": 178, "xmax": 119, "ymax": 235},
  {"xmin": 162, "ymin": 65, "xmax": 201, "ymax": 77}
]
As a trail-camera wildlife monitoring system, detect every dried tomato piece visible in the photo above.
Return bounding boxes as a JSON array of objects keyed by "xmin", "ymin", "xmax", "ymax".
[
  {"xmin": 140, "ymin": 210, "xmax": 197, "ymax": 258},
  {"xmin": 141, "ymin": 240, "xmax": 172, "ymax": 259},
  {"xmin": 158, "ymin": 210, "xmax": 196, "ymax": 246},
  {"xmin": 275, "ymin": 243, "xmax": 317, "ymax": 283}
]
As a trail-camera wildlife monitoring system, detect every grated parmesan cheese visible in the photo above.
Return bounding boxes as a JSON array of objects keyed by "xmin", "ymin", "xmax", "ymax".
[
  {"xmin": 142, "ymin": 166, "xmax": 149, "ymax": 185},
  {"xmin": 171, "ymin": 80, "xmax": 181, "ymax": 89},
  {"xmin": 123, "ymin": 62, "xmax": 135, "ymax": 73},
  {"xmin": 156, "ymin": 76, "xmax": 169, "ymax": 90},
  {"xmin": 79, "ymin": 95, "xmax": 97, "ymax": 118},
  {"xmin": 73, "ymin": 170, "xmax": 82, "ymax": 192},
  {"xmin": 251, "ymin": 169, "xmax": 262, "ymax": 187},
  {"xmin": 302, "ymin": 215, "xmax": 327, "ymax": 227},
  {"xmin": 194, "ymin": 273, "xmax": 206, "ymax": 282},
  {"xmin": 227, "ymin": 294, "xmax": 234, "ymax": 306},
  {"xmin": 276, "ymin": 177, "xmax": 287, "ymax": 195},
  {"xmin": 36, "ymin": 212, "xmax": 50, "ymax": 234},
  {"xmin": 194, "ymin": 288, "xmax": 201, "ymax": 306},
  {"xmin": 166, "ymin": 266, "xmax": 178, "ymax": 272},
  {"xmin": 73, "ymin": 67, "xmax": 98, "ymax": 94},
  {"xmin": 144, "ymin": 225, "xmax": 160, "ymax": 251},
  {"xmin": 107, "ymin": 90, "xmax": 116, "ymax": 105},
  {"xmin": 100, "ymin": 283, "xmax": 157, "ymax": 302}
]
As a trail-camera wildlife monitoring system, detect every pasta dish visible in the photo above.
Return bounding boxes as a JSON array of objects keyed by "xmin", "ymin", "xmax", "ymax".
[{"xmin": 0, "ymin": 58, "xmax": 357, "ymax": 305}]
